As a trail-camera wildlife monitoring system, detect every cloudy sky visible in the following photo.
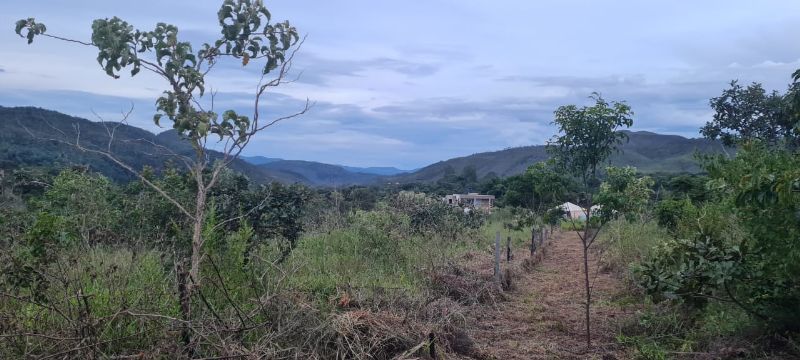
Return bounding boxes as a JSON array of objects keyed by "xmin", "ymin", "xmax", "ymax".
[{"xmin": 2, "ymin": 1, "xmax": 799, "ymax": 168}]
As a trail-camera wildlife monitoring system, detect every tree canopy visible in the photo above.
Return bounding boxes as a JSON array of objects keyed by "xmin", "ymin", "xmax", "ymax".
[
  {"xmin": 702, "ymin": 80, "xmax": 800, "ymax": 147},
  {"xmin": 548, "ymin": 93, "xmax": 634, "ymax": 189}
]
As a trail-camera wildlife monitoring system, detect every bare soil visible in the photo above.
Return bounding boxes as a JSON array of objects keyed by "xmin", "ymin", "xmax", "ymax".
[{"xmin": 459, "ymin": 231, "xmax": 636, "ymax": 359}]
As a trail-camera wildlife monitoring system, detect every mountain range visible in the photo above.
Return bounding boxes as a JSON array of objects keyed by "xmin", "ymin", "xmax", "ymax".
[
  {"xmin": 0, "ymin": 106, "xmax": 724, "ymax": 186},
  {"xmin": 239, "ymin": 156, "xmax": 411, "ymax": 176},
  {"xmin": 389, "ymin": 130, "xmax": 727, "ymax": 183}
]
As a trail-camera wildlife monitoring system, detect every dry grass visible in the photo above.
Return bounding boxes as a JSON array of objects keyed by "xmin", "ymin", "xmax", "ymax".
[{"xmin": 462, "ymin": 231, "xmax": 639, "ymax": 359}]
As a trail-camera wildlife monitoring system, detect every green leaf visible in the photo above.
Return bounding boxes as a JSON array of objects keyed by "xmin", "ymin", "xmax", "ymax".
[{"xmin": 14, "ymin": 19, "xmax": 27, "ymax": 35}]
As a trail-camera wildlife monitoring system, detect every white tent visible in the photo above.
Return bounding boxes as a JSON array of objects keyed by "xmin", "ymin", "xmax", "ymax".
[
  {"xmin": 559, "ymin": 202, "xmax": 587, "ymax": 220},
  {"xmin": 589, "ymin": 204, "xmax": 602, "ymax": 217}
]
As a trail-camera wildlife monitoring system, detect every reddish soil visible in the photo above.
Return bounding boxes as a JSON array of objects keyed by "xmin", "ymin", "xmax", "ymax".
[{"xmin": 461, "ymin": 231, "xmax": 636, "ymax": 359}]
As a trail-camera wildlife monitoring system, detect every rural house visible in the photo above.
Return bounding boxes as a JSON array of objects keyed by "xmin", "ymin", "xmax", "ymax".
[{"xmin": 444, "ymin": 193, "xmax": 495, "ymax": 211}]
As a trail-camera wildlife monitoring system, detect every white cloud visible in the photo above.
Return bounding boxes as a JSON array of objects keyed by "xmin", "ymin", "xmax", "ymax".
[{"xmin": 2, "ymin": 0, "xmax": 800, "ymax": 168}]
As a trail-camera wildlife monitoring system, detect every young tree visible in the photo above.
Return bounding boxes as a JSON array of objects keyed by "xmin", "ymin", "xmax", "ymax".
[
  {"xmin": 497, "ymin": 160, "xmax": 570, "ymax": 255},
  {"xmin": 547, "ymin": 92, "xmax": 633, "ymax": 347},
  {"xmin": 15, "ymin": 0, "xmax": 306, "ymax": 351},
  {"xmin": 526, "ymin": 160, "xmax": 570, "ymax": 212},
  {"xmin": 524, "ymin": 161, "xmax": 570, "ymax": 254},
  {"xmin": 595, "ymin": 166, "xmax": 654, "ymax": 222}
]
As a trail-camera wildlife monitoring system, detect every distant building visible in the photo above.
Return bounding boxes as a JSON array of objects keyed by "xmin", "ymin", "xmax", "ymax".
[
  {"xmin": 589, "ymin": 204, "xmax": 602, "ymax": 217},
  {"xmin": 558, "ymin": 202, "xmax": 587, "ymax": 220},
  {"xmin": 444, "ymin": 193, "xmax": 495, "ymax": 211}
]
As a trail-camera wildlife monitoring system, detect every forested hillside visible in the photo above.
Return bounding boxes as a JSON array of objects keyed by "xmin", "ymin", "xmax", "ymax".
[
  {"xmin": 256, "ymin": 159, "xmax": 380, "ymax": 186},
  {"xmin": 0, "ymin": 106, "xmax": 307, "ymax": 183},
  {"xmin": 391, "ymin": 130, "xmax": 726, "ymax": 183},
  {"xmin": 2, "ymin": 106, "xmax": 725, "ymax": 188},
  {"xmin": 0, "ymin": 107, "xmax": 406, "ymax": 186}
]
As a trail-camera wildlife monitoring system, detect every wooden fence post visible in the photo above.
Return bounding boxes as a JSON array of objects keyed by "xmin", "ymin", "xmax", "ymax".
[
  {"xmin": 506, "ymin": 236, "xmax": 512, "ymax": 262},
  {"xmin": 494, "ymin": 231, "xmax": 501, "ymax": 284},
  {"xmin": 530, "ymin": 226, "xmax": 536, "ymax": 256},
  {"xmin": 539, "ymin": 228, "xmax": 545, "ymax": 247}
]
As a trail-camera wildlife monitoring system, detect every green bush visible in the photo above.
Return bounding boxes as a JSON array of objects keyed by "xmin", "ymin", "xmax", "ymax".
[
  {"xmin": 653, "ymin": 197, "xmax": 696, "ymax": 233},
  {"xmin": 483, "ymin": 208, "xmax": 531, "ymax": 248},
  {"xmin": 637, "ymin": 143, "xmax": 800, "ymax": 330},
  {"xmin": 32, "ymin": 169, "xmax": 123, "ymax": 244},
  {"xmin": 1, "ymin": 246, "xmax": 175, "ymax": 356}
]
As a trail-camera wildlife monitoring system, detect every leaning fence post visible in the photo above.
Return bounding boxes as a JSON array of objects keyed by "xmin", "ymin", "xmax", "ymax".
[
  {"xmin": 494, "ymin": 231, "xmax": 501, "ymax": 284},
  {"xmin": 506, "ymin": 236, "xmax": 512, "ymax": 262}
]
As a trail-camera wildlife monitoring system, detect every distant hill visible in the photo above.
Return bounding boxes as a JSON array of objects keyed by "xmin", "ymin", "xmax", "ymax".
[
  {"xmin": 257, "ymin": 160, "xmax": 380, "ymax": 186},
  {"xmin": 240, "ymin": 155, "xmax": 282, "ymax": 165},
  {"xmin": 389, "ymin": 131, "xmax": 726, "ymax": 183},
  {"xmin": 0, "ymin": 106, "xmax": 307, "ymax": 184},
  {"xmin": 1, "ymin": 106, "xmax": 725, "ymax": 187},
  {"xmin": 240, "ymin": 156, "xmax": 410, "ymax": 177},
  {"xmin": 0, "ymin": 106, "xmax": 409, "ymax": 186},
  {"xmin": 340, "ymin": 165, "xmax": 410, "ymax": 176}
]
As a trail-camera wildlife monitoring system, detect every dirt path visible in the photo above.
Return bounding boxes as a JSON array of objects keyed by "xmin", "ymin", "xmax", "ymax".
[{"xmin": 463, "ymin": 231, "xmax": 635, "ymax": 359}]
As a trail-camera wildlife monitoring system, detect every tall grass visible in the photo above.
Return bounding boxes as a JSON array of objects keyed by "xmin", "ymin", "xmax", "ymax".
[
  {"xmin": 597, "ymin": 218, "xmax": 671, "ymax": 277},
  {"xmin": 287, "ymin": 208, "xmax": 486, "ymax": 300},
  {"xmin": 2, "ymin": 195, "xmax": 497, "ymax": 358},
  {"xmin": 617, "ymin": 300, "xmax": 759, "ymax": 359},
  {"xmin": 560, "ymin": 218, "xmax": 586, "ymax": 231},
  {"xmin": 481, "ymin": 208, "xmax": 536, "ymax": 248}
]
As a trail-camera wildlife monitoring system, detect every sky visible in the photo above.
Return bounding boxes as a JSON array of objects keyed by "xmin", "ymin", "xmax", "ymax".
[{"xmin": 2, "ymin": 1, "xmax": 800, "ymax": 169}]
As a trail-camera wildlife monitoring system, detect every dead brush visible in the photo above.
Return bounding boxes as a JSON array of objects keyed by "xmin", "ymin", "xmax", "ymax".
[
  {"xmin": 429, "ymin": 265, "xmax": 505, "ymax": 306},
  {"xmin": 329, "ymin": 309, "xmax": 419, "ymax": 358},
  {"xmin": 321, "ymin": 285, "xmax": 479, "ymax": 359},
  {"xmin": 502, "ymin": 268, "xmax": 516, "ymax": 291},
  {"xmin": 522, "ymin": 245, "xmax": 548, "ymax": 273}
]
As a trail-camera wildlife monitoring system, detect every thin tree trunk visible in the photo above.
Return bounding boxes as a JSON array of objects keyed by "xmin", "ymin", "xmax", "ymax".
[
  {"xmin": 582, "ymin": 230, "xmax": 592, "ymax": 347},
  {"xmin": 176, "ymin": 261, "xmax": 193, "ymax": 356},
  {"xmin": 184, "ymin": 168, "xmax": 207, "ymax": 355},
  {"xmin": 189, "ymin": 170, "xmax": 207, "ymax": 288}
]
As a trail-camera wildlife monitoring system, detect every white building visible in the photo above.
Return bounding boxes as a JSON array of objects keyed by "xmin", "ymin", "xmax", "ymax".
[
  {"xmin": 444, "ymin": 193, "xmax": 495, "ymax": 211},
  {"xmin": 559, "ymin": 202, "xmax": 587, "ymax": 220}
]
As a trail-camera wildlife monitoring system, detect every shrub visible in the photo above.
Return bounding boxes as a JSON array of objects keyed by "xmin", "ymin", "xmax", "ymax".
[
  {"xmin": 653, "ymin": 197, "xmax": 696, "ymax": 233},
  {"xmin": 32, "ymin": 169, "xmax": 123, "ymax": 245},
  {"xmin": 637, "ymin": 143, "xmax": 800, "ymax": 330},
  {"xmin": 0, "ymin": 246, "xmax": 175, "ymax": 357}
]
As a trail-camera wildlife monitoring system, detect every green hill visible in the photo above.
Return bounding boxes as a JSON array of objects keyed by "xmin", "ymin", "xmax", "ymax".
[
  {"xmin": 0, "ymin": 106, "xmax": 306, "ymax": 184},
  {"xmin": 1, "ymin": 106, "xmax": 726, "ymax": 186},
  {"xmin": 390, "ymin": 130, "xmax": 726, "ymax": 183},
  {"xmin": 0, "ymin": 106, "xmax": 390, "ymax": 186},
  {"xmin": 257, "ymin": 160, "xmax": 380, "ymax": 186}
]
